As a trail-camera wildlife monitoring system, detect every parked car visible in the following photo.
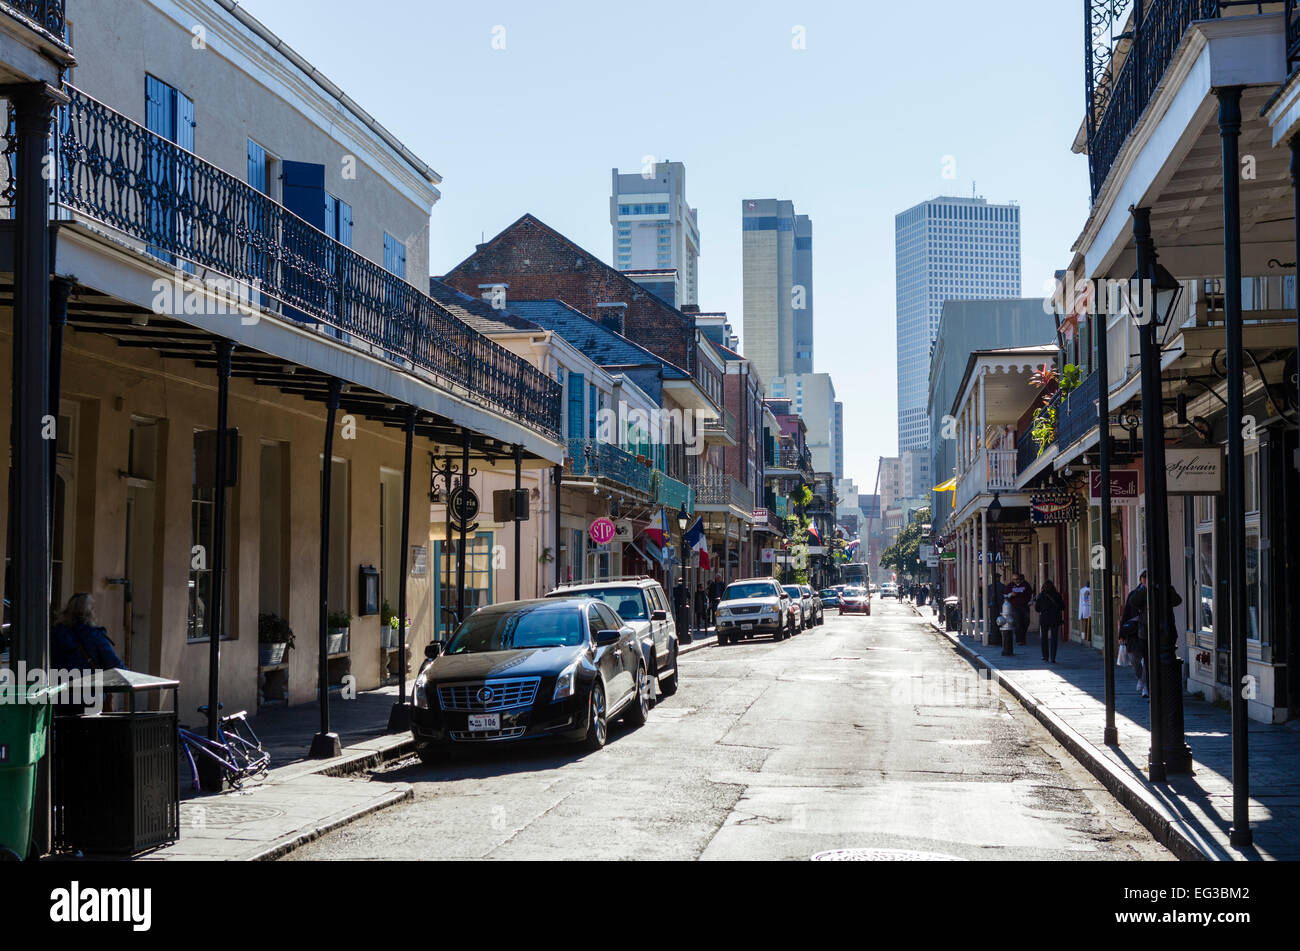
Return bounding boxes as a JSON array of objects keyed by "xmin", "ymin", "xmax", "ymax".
[
  {"xmin": 880, "ymin": 582, "xmax": 899, "ymax": 599},
  {"xmin": 410, "ymin": 598, "xmax": 649, "ymax": 763},
  {"xmin": 839, "ymin": 587, "xmax": 872, "ymax": 616},
  {"xmin": 819, "ymin": 588, "xmax": 841, "ymax": 610},
  {"xmin": 783, "ymin": 585, "xmax": 812, "ymax": 631},
  {"xmin": 544, "ymin": 576, "xmax": 678, "ymax": 697},
  {"xmin": 801, "ymin": 585, "xmax": 824, "ymax": 625},
  {"xmin": 715, "ymin": 578, "xmax": 790, "ymax": 644}
]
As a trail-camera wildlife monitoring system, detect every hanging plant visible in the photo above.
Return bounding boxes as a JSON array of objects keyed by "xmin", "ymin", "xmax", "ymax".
[
  {"xmin": 1031, "ymin": 405, "xmax": 1058, "ymax": 457},
  {"xmin": 1059, "ymin": 363, "xmax": 1082, "ymax": 395}
]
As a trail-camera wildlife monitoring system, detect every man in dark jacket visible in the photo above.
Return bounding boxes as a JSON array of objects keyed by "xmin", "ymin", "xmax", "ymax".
[
  {"xmin": 987, "ymin": 572, "xmax": 1006, "ymax": 642},
  {"xmin": 1034, "ymin": 579, "xmax": 1067, "ymax": 663},
  {"xmin": 1119, "ymin": 570, "xmax": 1182, "ymax": 700},
  {"xmin": 708, "ymin": 573, "xmax": 725, "ymax": 627},
  {"xmin": 1007, "ymin": 573, "xmax": 1033, "ymax": 647}
]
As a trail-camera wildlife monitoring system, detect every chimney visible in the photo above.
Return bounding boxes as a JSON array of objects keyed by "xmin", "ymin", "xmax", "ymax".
[
  {"xmin": 479, "ymin": 283, "xmax": 508, "ymax": 311},
  {"xmin": 596, "ymin": 302, "xmax": 627, "ymax": 335}
]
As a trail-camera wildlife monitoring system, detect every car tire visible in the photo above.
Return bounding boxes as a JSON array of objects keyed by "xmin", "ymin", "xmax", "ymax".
[
  {"xmin": 624, "ymin": 664, "xmax": 650, "ymax": 727},
  {"xmin": 658, "ymin": 643, "xmax": 680, "ymax": 696},
  {"xmin": 584, "ymin": 680, "xmax": 608, "ymax": 752},
  {"xmin": 416, "ymin": 744, "xmax": 440, "ymax": 767}
]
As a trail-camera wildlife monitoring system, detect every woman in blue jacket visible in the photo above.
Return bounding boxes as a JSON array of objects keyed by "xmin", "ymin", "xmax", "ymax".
[{"xmin": 51, "ymin": 593, "xmax": 124, "ymax": 672}]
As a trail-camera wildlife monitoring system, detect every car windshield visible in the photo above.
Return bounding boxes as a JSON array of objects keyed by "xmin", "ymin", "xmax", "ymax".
[
  {"xmin": 549, "ymin": 586, "xmax": 648, "ymax": 621},
  {"xmin": 819, "ymin": 590, "xmax": 836, "ymax": 598},
  {"xmin": 724, "ymin": 582, "xmax": 776, "ymax": 600},
  {"xmin": 783, "ymin": 586, "xmax": 801, "ymax": 599},
  {"xmin": 446, "ymin": 603, "xmax": 584, "ymax": 654}
]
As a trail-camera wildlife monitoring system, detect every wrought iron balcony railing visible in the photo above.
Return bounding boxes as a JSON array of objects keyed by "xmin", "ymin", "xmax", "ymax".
[
  {"xmin": 1085, "ymin": 0, "xmax": 1229, "ymax": 202},
  {"xmin": 567, "ymin": 439, "xmax": 652, "ymax": 495},
  {"xmin": 703, "ymin": 407, "xmax": 737, "ymax": 442},
  {"xmin": 53, "ymin": 85, "xmax": 560, "ymax": 438},
  {"xmin": 0, "ymin": 0, "xmax": 69, "ymax": 47},
  {"xmin": 651, "ymin": 469, "xmax": 693, "ymax": 514},
  {"xmin": 690, "ymin": 474, "xmax": 755, "ymax": 512},
  {"xmin": 1057, "ymin": 370, "xmax": 1103, "ymax": 451}
]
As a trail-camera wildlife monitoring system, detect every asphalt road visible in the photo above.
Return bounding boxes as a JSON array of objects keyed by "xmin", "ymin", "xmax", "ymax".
[{"xmin": 287, "ymin": 599, "xmax": 1171, "ymax": 861}]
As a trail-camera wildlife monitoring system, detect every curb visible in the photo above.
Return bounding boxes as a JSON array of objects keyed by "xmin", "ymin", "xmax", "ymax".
[
  {"xmin": 907, "ymin": 604, "xmax": 1217, "ymax": 861},
  {"xmin": 247, "ymin": 784, "xmax": 414, "ymax": 862}
]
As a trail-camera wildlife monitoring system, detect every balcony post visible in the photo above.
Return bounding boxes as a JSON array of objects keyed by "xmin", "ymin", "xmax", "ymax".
[
  {"xmin": 1219, "ymin": 87, "xmax": 1253, "ymax": 845},
  {"xmin": 1097, "ymin": 310, "xmax": 1118, "ymax": 747},
  {"xmin": 205, "ymin": 341, "xmax": 234, "ymax": 770},
  {"xmin": 514, "ymin": 444, "xmax": 523, "ymax": 600},
  {"xmin": 47, "ymin": 277, "xmax": 72, "ymax": 545},
  {"xmin": 553, "ymin": 465, "xmax": 563, "ymax": 590},
  {"xmin": 456, "ymin": 429, "xmax": 470, "ymax": 622},
  {"xmin": 7, "ymin": 82, "xmax": 64, "ymax": 857},
  {"xmin": 386, "ymin": 405, "xmax": 418, "ymax": 734},
  {"xmin": 310, "ymin": 377, "xmax": 344, "ymax": 760},
  {"xmin": 979, "ymin": 509, "xmax": 988, "ymax": 639}
]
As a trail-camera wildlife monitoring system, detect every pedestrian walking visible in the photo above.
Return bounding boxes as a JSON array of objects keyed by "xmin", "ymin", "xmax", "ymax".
[
  {"xmin": 1078, "ymin": 580, "xmax": 1092, "ymax": 642},
  {"xmin": 1007, "ymin": 573, "xmax": 1033, "ymax": 647},
  {"xmin": 708, "ymin": 572, "xmax": 725, "ymax": 626},
  {"xmin": 1034, "ymin": 579, "xmax": 1066, "ymax": 663},
  {"xmin": 986, "ymin": 572, "xmax": 1005, "ymax": 641},
  {"xmin": 694, "ymin": 582, "xmax": 709, "ymax": 631},
  {"xmin": 1119, "ymin": 571, "xmax": 1149, "ymax": 697},
  {"xmin": 673, "ymin": 576, "xmax": 692, "ymax": 641}
]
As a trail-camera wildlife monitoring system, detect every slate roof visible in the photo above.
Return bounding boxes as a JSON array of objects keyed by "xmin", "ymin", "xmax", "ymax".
[
  {"xmin": 427, "ymin": 278, "xmax": 541, "ymax": 334},
  {"xmin": 505, "ymin": 299, "xmax": 691, "ymax": 380}
]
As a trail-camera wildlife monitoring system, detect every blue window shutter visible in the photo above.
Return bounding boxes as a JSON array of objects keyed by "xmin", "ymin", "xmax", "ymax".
[
  {"xmin": 246, "ymin": 140, "xmax": 267, "ymax": 193},
  {"xmin": 145, "ymin": 75, "xmax": 174, "ymax": 140},
  {"xmin": 176, "ymin": 92, "xmax": 195, "ymax": 152},
  {"xmin": 588, "ymin": 383, "xmax": 597, "ymax": 439},
  {"xmin": 567, "ymin": 372, "xmax": 585, "ymax": 441},
  {"xmin": 337, "ymin": 200, "xmax": 353, "ymax": 248},
  {"xmin": 282, "ymin": 161, "xmax": 326, "ymax": 230},
  {"xmin": 384, "ymin": 233, "xmax": 407, "ymax": 280},
  {"xmin": 324, "ymin": 194, "xmax": 338, "ymax": 241}
]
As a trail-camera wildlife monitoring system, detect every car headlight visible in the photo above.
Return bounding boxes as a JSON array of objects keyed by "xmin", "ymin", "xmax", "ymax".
[
  {"xmin": 553, "ymin": 659, "xmax": 579, "ymax": 701},
  {"xmin": 413, "ymin": 670, "xmax": 430, "ymax": 710}
]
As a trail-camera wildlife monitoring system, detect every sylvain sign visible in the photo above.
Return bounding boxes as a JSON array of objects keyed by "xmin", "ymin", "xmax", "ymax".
[{"xmin": 1164, "ymin": 448, "xmax": 1224, "ymax": 495}]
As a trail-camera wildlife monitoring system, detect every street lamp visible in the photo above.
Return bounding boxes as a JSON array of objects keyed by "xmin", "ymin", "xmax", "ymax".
[
  {"xmin": 1128, "ymin": 207, "xmax": 1192, "ymax": 779},
  {"xmin": 676, "ymin": 502, "xmax": 692, "ymax": 643}
]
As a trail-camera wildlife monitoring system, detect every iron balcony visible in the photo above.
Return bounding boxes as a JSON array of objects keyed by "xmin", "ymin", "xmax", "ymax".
[{"xmin": 53, "ymin": 85, "xmax": 561, "ymax": 438}]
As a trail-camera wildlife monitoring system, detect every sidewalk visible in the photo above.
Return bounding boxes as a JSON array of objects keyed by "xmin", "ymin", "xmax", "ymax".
[
  {"xmin": 911, "ymin": 602, "xmax": 1300, "ymax": 860},
  {"xmin": 144, "ymin": 633, "xmax": 718, "ymax": 861}
]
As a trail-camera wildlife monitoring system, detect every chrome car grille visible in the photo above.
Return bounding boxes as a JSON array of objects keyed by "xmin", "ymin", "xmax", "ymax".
[
  {"xmin": 438, "ymin": 677, "xmax": 541, "ymax": 712},
  {"xmin": 729, "ymin": 605, "xmax": 763, "ymax": 615},
  {"xmin": 449, "ymin": 727, "xmax": 528, "ymax": 742}
]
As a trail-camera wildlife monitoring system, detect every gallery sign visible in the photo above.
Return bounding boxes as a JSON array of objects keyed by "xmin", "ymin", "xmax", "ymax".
[
  {"xmin": 1164, "ymin": 448, "xmax": 1224, "ymax": 496},
  {"xmin": 1089, "ymin": 470, "xmax": 1139, "ymax": 507},
  {"xmin": 1031, "ymin": 493, "xmax": 1079, "ymax": 525}
]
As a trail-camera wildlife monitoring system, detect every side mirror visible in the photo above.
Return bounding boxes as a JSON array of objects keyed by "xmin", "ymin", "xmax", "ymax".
[
  {"xmin": 595, "ymin": 629, "xmax": 621, "ymax": 648},
  {"xmin": 651, "ymin": 610, "xmax": 668, "ymax": 622},
  {"xmin": 424, "ymin": 642, "xmax": 443, "ymax": 660}
]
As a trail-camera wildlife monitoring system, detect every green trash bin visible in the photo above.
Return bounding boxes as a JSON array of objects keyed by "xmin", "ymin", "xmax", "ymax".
[{"xmin": 0, "ymin": 687, "xmax": 58, "ymax": 861}]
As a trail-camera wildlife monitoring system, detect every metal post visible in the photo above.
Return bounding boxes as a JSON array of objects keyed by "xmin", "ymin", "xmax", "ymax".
[
  {"xmin": 514, "ymin": 444, "xmax": 523, "ymax": 600},
  {"xmin": 1098, "ymin": 308, "xmax": 1118, "ymax": 746},
  {"xmin": 387, "ymin": 406, "xmax": 417, "ymax": 734},
  {"xmin": 553, "ymin": 465, "xmax": 563, "ymax": 590},
  {"xmin": 444, "ymin": 455, "xmax": 454, "ymax": 639},
  {"xmin": 9, "ymin": 83, "xmax": 62, "ymax": 857},
  {"xmin": 456, "ymin": 429, "xmax": 470, "ymax": 622},
  {"xmin": 1221, "ymin": 87, "xmax": 1252, "ymax": 845},
  {"xmin": 310, "ymin": 378, "xmax": 343, "ymax": 760},
  {"xmin": 205, "ymin": 342, "xmax": 234, "ymax": 766},
  {"xmin": 1132, "ymin": 208, "xmax": 1167, "ymax": 781},
  {"xmin": 48, "ymin": 278, "xmax": 71, "ymax": 545}
]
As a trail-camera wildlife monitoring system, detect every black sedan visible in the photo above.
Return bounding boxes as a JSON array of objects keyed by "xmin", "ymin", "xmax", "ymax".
[{"xmin": 410, "ymin": 598, "xmax": 650, "ymax": 763}]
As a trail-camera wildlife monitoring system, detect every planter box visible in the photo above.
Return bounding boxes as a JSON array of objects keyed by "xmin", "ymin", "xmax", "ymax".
[
  {"xmin": 259, "ymin": 643, "xmax": 287, "ymax": 667},
  {"xmin": 381, "ymin": 627, "xmax": 400, "ymax": 649},
  {"xmin": 327, "ymin": 629, "xmax": 350, "ymax": 655}
]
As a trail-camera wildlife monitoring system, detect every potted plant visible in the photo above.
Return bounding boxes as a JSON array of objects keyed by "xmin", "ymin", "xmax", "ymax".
[
  {"xmin": 380, "ymin": 601, "xmax": 396, "ymax": 649},
  {"xmin": 327, "ymin": 610, "xmax": 351, "ymax": 654},
  {"xmin": 258, "ymin": 613, "xmax": 295, "ymax": 667}
]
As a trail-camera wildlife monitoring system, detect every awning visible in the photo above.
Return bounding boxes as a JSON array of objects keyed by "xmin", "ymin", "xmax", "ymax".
[{"xmin": 932, "ymin": 477, "xmax": 957, "ymax": 494}]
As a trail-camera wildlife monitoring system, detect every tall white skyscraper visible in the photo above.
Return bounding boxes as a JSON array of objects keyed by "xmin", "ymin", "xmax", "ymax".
[
  {"xmin": 610, "ymin": 161, "xmax": 700, "ymax": 307},
  {"xmin": 895, "ymin": 196, "xmax": 1021, "ymax": 453}
]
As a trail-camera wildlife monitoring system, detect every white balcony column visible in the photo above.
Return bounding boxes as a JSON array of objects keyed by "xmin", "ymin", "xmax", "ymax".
[
  {"xmin": 980, "ymin": 508, "xmax": 989, "ymax": 642},
  {"xmin": 978, "ymin": 369, "xmax": 987, "ymax": 463}
]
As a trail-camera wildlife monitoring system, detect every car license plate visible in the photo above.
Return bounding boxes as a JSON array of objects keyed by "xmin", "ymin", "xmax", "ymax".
[
  {"xmin": 741, "ymin": 623, "xmax": 754, "ymax": 631},
  {"xmin": 468, "ymin": 713, "xmax": 500, "ymax": 732}
]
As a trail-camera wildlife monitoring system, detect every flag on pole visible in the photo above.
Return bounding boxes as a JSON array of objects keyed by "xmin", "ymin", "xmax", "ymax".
[
  {"xmin": 643, "ymin": 509, "xmax": 668, "ymax": 547},
  {"xmin": 807, "ymin": 520, "xmax": 822, "ymax": 543},
  {"xmin": 684, "ymin": 517, "xmax": 709, "ymax": 570}
]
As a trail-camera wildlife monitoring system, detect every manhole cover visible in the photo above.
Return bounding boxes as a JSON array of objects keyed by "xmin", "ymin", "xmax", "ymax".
[
  {"xmin": 812, "ymin": 848, "xmax": 965, "ymax": 862},
  {"xmin": 180, "ymin": 802, "xmax": 285, "ymax": 828}
]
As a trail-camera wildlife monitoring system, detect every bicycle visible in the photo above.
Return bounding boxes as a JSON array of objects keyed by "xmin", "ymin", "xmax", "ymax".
[{"xmin": 179, "ymin": 705, "xmax": 270, "ymax": 791}]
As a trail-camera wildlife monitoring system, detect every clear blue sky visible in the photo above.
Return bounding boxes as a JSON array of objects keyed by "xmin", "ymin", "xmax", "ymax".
[{"xmin": 246, "ymin": 0, "xmax": 1089, "ymax": 497}]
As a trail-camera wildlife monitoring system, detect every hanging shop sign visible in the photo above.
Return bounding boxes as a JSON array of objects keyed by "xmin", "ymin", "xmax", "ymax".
[
  {"xmin": 589, "ymin": 517, "xmax": 617, "ymax": 546},
  {"xmin": 613, "ymin": 519, "xmax": 634, "ymax": 543},
  {"xmin": 449, "ymin": 485, "xmax": 480, "ymax": 531},
  {"xmin": 1164, "ymin": 448, "xmax": 1224, "ymax": 496},
  {"xmin": 1089, "ymin": 469, "xmax": 1139, "ymax": 507},
  {"xmin": 1031, "ymin": 492, "xmax": 1079, "ymax": 525}
]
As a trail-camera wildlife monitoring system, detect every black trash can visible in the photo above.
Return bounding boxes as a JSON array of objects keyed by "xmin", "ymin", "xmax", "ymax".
[
  {"xmin": 54, "ymin": 669, "xmax": 180, "ymax": 857},
  {"xmin": 944, "ymin": 597, "xmax": 960, "ymax": 632}
]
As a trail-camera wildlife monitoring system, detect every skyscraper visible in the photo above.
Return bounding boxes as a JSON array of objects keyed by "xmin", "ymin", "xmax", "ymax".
[
  {"xmin": 769, "ymin": 373, "xmax": 838, "ymax": 478},
  {"xmin": 742, "ymin": 199, "xmax": 813, "ymax": 384},
  {"xmin": 895, "ymin": 196, "xmax": 1021, "ymax": 453},
  {"xmin": 610, "ymin": 161, "xmax": 700, "ymax": 307}
]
